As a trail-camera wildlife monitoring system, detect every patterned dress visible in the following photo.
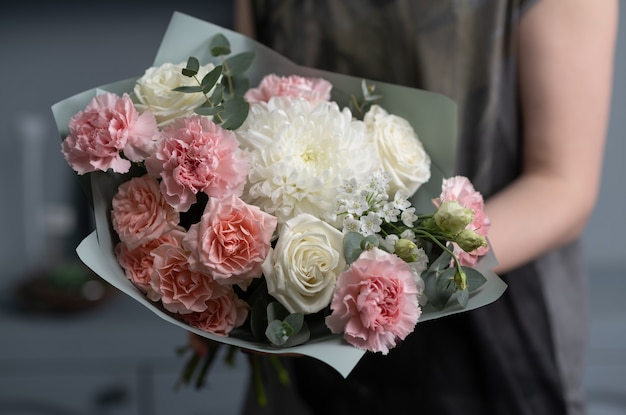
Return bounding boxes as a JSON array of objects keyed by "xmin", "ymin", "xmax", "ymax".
[{"xmin": 241, "ymin": 1, "xmax": 589, "ymax": 414}]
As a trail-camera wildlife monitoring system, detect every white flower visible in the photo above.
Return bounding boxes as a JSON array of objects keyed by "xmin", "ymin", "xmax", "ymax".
[
  {"xmin": 360, "ymin": 211, "xmax": 382, "ymax": 235},
  {"xmin": 134, "ymin": 61, "xmax": 218, "ymax": 126},
  {"xmin": 262, "ymin": 213, "xmax": 346, "ymax": 314},
  {"xmin": 237, "ymin": 97, "xmax": 378, "ymax": 224},
  {"xmin": 401, "ymin": 207, "xmax": 418, "ymax": 227},
  {"xmin": 364, "ymin": 105, "xmax": 431, "ymax": 196}
]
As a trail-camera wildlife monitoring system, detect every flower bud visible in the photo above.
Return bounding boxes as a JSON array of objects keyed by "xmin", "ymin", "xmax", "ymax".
[
  {"xmin": 454, "ymin": 269, "xmax": 468, "ymax": 291},
  {"xmin": 456, "ymin": 229, "xmax": 487, "ymax": 253},
  {"xmin": 394, "ymin": 239, "xmax": 419, "ymax": 262},
  {"xmin": 433, "ymin": 201, "xmax": 473, "ymax": 235}
]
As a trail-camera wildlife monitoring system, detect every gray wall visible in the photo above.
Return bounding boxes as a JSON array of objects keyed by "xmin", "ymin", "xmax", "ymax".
[{"xmin": 0, "ymin": 2, "xmax": 623, "ymax": 290}]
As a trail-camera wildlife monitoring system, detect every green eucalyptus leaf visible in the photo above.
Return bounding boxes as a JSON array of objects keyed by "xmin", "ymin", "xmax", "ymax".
[
  {"xmin": 209, "ymin": 83, "xmax": 225, "ymax": 104},
  {"xmin": 224, "ymin": 52, "xmax": 255, "ymax": 77},
  {"xmin": 456, "ymin": 287, "xmax": 469, "ymax": 308},
  {"xmin": 182, "ymin": 57, "xmax": 200, "ymax": 77},
  {"xmin": 344, "ymin": 232, "xmax": 364, "ymax": 264},
  {"xmin": 200, "ymin": 65, "xmax": 223, "ymax": 94},
  {"xmin": 430, "ymin": 267, "xmax": 456, "ymax": 310},
  {"xmin": 266, "ymin": 301, "xmax": 290, "ymax": 322},
  {"xmin": 462, "ymin": 266, "xmax": 487, "ymax": 291},
  {"xmin": 220, "ymin": 96, "xmax": 249, "ymax": 130},
  {"xmin": 230, "ymin": 75, "xmax": 251, "ymax": 97},
  {"xmin": 210, "ymin": 34, "xmax": 231, "ymax": 56},
  {"xmin": 361, "ymin": 234, "xmax": 379, "ymax": 250},
  {"xmin": 173, "ymin": 85, "xmax": 203, "ymax": 93},
  {"xmin": 194, "ymin": 105, "xmax": 224, "ymax": 116},
  {"xmin": 430, "ymin": 249, "xmax": 453, "ymax": 272},
  {"xmin": 266, "ymin": 320, "xmax": 293, "ymax": 346},
  {"xmin": 282, "ymin": 321, "xmax": 310, "ymax": 347},
  {"xmin": 283, "ymin": 312, "xmax": 304, "ymax": 333}
]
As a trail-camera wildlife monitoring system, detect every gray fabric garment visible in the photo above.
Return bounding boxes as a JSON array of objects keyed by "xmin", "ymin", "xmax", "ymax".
[{"xmin": 241, "ymin": 1, "xmax": 589, "ymax": 414}]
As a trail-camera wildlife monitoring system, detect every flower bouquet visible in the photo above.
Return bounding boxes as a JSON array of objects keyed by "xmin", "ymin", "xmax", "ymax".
[{"xmin": 52, "ymin": 11, "xmax": 507, "ymax": 382}]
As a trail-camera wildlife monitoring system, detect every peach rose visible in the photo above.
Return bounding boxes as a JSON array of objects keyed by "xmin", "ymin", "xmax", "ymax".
[
  {"xmin": 150, "ymin": 243, "xmax": 228, "ymax": 314},
  {"xmin": 244, "ymin": 74, "xmax": 332, "ymax": 106},
  {"xmin": 181, "ymin": 290, "xmax": 249, "ymax": 336},
  {"xmin": 183, "ymin": 194, "xmax": 278, "ymax": 286},
  {"xmin": 111, "ymin": 175, "xmax": 180, "ymax": 250},
  {"xmin": 325, "ymin": 248, "xmax": 421, "ymax": 355},
  {"xmin": 115, "ymin": 228, "xmax": 186, "ymax": 294},
  {"xmin": 145, "ymin": 116, "xmax": 250, "ymax": 212},
  {"xmin": 62, "ymin": 92, "xmax": 158, "ymax": 174}
]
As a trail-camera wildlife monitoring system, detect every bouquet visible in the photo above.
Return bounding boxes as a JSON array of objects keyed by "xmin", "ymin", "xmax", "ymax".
[{"xmin": 52, "ymin": 12, "xmax": 506, "ymax": 385}]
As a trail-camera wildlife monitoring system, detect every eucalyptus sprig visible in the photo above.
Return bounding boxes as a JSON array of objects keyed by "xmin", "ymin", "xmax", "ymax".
[
  {"xmin": 350, "ymin": 79, "xmax": 384, "ymax": 119},
  {"xmin": 173, "ymin": 33, "xmax": 255, "ymax": 130}
]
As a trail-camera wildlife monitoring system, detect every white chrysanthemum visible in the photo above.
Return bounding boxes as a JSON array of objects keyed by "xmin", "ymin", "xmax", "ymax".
[{"xmin": 237, "ymin": 97, "xmax": 378, "ymax": 224}]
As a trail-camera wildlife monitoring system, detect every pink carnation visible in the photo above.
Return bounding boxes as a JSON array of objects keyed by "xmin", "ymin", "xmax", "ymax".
[
  {"xmin": 181, "ymin": 290, "xmax": 249, "ymax": 336},
  {"xmin": 244, "ymin": 74, "xmax": 332, "ymax": 105},
  {"xmin": 150, "ymin": 243, "xmax": 229, "ymax": 315},
  {"xmin": 183, "ymin": 194, "xmax": 277, "ymax": 286},
  {"xmin": 433, "ymin": 176, "xmax": 491, "ymax": 266},
  {"xmin": 325, "ymin": 248, "xmax": 421, "ymax": 355},
  {"xmin": 62, "ymin": 92, "xmax": 158, "ymax": 174},
  {"xmin": 111, "ymin": 175, "xmax": 180, "ymax": 250},
  {"xmin": 145, "ymin": 116, "xmax": 250, "ymax": 212},
  {"xmin": 115, "ymin": 228, "xmax": 186, "ymax": 294}
]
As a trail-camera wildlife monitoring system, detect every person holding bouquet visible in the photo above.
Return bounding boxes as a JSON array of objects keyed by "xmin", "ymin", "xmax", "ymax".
[{"xmin": 188, "ymin": 0, "xmax": 618, "ymax": 414}]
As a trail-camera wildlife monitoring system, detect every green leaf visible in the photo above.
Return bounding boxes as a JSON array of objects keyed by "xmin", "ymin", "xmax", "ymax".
[
  {"xmin": 430, "ymin": 267, "xmax": 456, "ymax": 310},
  {"xmin": 172, "ymin": 85, "xmax": 203, "ymax": 93},
  {"xmin": 220, "ymin": 96, "xmax": 249, "ymax": 130},
  {"xmin": 194, "ymin": 105, "xmax": 224, "ymax": 116},
  {"xmin": 463, "ymin": 266, "xmax": 488, "ymax": 291},
  {"xmin": 209, "ymin": 83, "xmax": 225, "ymax": 104},
  {"xmin": 456, "ymin": 287, "xmax": 469, "ymax": 308},
  {"xmin": 229, "ymin": 75, "xmax": 251, "ymax": 97},
  {"xmin": 344, "ymin": 232, "xmax": 364, "ymax": 264},
  {"xmin": 182, "ymin": 57, "xmax": 200, "ymax": 77},
  {"xmin": 266, "ymin": 320, "xmax": 294, "ymax": 346},
  {"xmin": 210, "ymin": 34, "xmax": 231, "ymax": 56},
  {"xmin": 200, "ymin": 65, "xmax": 223, "ymax": 94},
  {"xmin": 224, "ymin": 52, "xmax": 255, "ymax": 76},
  {"xmin": 361, "ymin": 234, "xmax": 379, "ymax": 250},
  {"xmin": 266, "ymin": 301, "xmax": 290, "ymax": 322}
]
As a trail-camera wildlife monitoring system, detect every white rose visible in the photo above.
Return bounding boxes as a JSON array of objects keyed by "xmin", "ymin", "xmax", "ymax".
[
  {"xmin": 134, "ymin": 61, "xmax": 218, "ymax": 126},
  {"xmin": 364, "ymin": 105, "xmax": 431, "ymax": 196},
  {"xmin": 262, "ymin": 213, "xmax": 346, "ymax": 314}
]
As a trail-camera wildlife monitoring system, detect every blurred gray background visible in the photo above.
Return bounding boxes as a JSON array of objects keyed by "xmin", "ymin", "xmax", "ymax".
[{"xmin": 0, "ymin": 2, "xmax": 624, "ymax": 414}]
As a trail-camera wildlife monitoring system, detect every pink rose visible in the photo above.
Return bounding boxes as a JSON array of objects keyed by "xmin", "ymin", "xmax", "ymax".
[
  {"xmin": 325, "ymin": 248, "xmax": 421, "ymax": 355},
  {"xmin": 181, "ymin": 289, "xmax": 249, "ymax": 336},
  {"xmin": 115, "ymin": 228, "xmax": 186, "ymax": 294},
  {"xmin": 150, "ymin": 243, "xmax": 229, "ymax": 314},
  {"xmin": 244, "ymin": 74, "xmax": 332, "ymax": 105},
  {"xmin": 433, "ymin": 176, "xmax": 491, "ymax": 266},
  {"xmin": 111, "ymin": 175, "xmax": 180, "ymax": 250},
  {"xmin": 145, "ymin": 116, "xmax": 250, "ymax": 212},
  {"xmin": 62, "ymin": 92, "xmax": 158, "ymax": 174},
  {"xmin": 183, "ymin": 194, "xmax": 277, "ymax": 286}
]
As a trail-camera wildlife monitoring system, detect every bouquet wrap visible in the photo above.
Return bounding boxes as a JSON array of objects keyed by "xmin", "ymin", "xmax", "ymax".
[{"xmin": 52, "ymin": 12, "xmax": 507, "ymax": 378}]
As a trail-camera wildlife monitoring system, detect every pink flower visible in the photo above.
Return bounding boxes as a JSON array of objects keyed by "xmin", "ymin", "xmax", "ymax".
[
  {"xmin": 62, "ymin": 92, "xmax": 158, "ymax": 174},
  {"xmin": 325, "ymin": 248, "xmax": 421, "ymax": 355},
  {"xmin": 111, "ymin": 175, "xmax": 180, "ymax": 250},
  {"xmin": 433, "ymin": 176, "xmax": 491, "ymax": 266},
  {"xmin": 244, "ymin": 74, "xmax": 332, "ymax": 105},
  {"xmin": 181, "ymin": 290, "xmax": 249, "ymax": 336},
  {"xmin": 183, "ymin": 194, "xmax": 277, "ymax": 286},
  {"xmin": 115, "ymin": 228, "xmax": 186, "ymax": 294},
  {"xmin": 150, "ymin": 243, "xmax": 229, "ymax": 314},
  {"xmin": 145, "ymin": 116, "xmax": 250, "ymax": 212}
]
